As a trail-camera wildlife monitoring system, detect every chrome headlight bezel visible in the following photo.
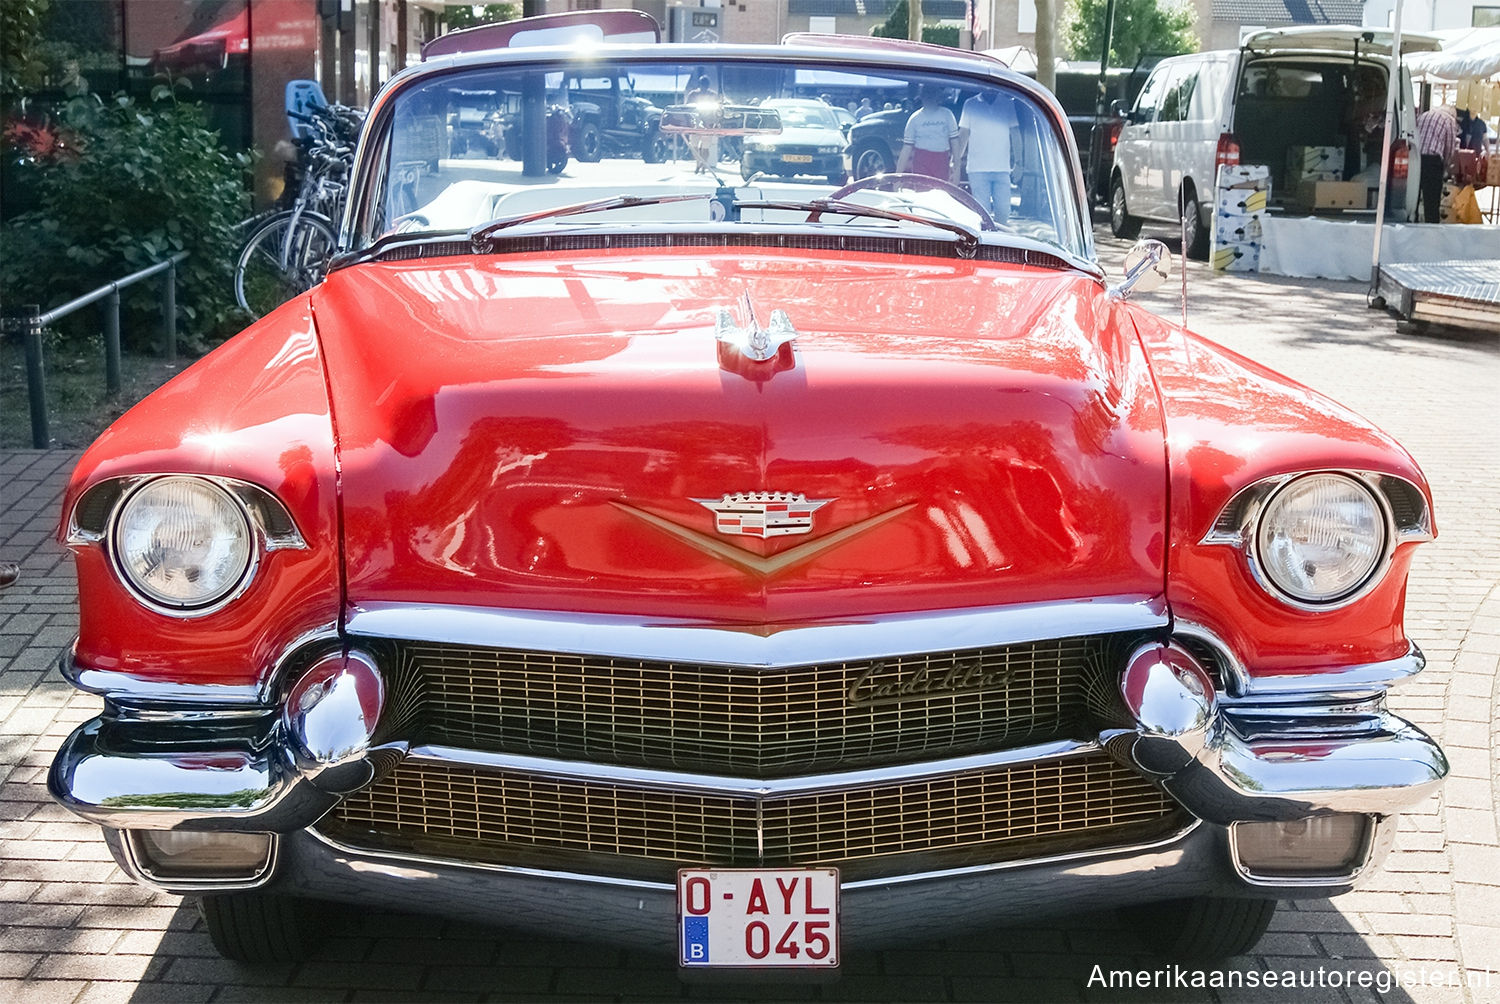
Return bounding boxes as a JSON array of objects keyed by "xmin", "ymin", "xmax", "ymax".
[
  {"xmin": 112, "ymin": 476, "xmax": 256, "ymax": 614},
  {"xmin": 1201, "ymin": 470, "xmax": 1432, "ymax": 612},
  {"xmin": 1253, "ymin": 473, "xmax": 1386, "ymax": 606},
  {"xmin": 68, "ymin": 473, "xmax": 307, "ymax": 619}
]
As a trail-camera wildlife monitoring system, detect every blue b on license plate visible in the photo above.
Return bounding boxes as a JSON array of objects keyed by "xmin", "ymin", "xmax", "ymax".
[{"xmin": 678, "ymin": 868, "xmax": 839, "ymax": 968}]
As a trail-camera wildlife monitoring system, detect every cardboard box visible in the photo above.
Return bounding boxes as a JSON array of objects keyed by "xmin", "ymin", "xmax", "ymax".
[
  {"xmin": 1213, "ymin": 210, "xmax": 1263, "ymax": 244},
  {"xmin": 1216, "ymin": 164, "xmax": 1270, "ymax": 188},
  {"xmin": 1218, "ymin": 187, "xmax": 1268, "ymax": 214},
  {"xmin": 1287, "ymin": 145, "xmax": 1344, "ymax": 179},
  {"xmin": 1485, "ymin": 155, "xmax": 1500, "ymax": 187},
  {"xmin": 1295, "ymin": 180, "xmax": 1365, "ymax": 210},
  {"xmin": 1212, "ymin": 240, "xmax": 1260, "ymax": 273}
]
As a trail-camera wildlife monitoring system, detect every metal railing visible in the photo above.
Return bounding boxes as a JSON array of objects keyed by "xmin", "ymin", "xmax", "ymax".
[{"xmin": 5, "ymin": 252, "xmax": 185, "ymax": 449}]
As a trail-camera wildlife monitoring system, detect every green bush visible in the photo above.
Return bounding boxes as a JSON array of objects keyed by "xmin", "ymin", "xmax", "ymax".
[{"xmin": 1, "ymin": 85, "xmax": 252, "ymax": 351}]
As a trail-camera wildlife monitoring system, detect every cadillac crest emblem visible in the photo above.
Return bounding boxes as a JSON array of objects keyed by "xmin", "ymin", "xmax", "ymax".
[{"xmin": 694, "ymin": 492, "xmax": 832, "ymax": 538}]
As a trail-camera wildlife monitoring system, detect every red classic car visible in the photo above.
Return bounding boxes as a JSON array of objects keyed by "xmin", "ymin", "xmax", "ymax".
[{"xmin": 50, "ymin": 26, "xmax": 1445, "ymax": 972}]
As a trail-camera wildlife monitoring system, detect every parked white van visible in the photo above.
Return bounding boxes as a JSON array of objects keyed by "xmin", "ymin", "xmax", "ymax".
[{"xmin": 1109, "ymin": 27, "xmax": 1441, "ymax": 258}]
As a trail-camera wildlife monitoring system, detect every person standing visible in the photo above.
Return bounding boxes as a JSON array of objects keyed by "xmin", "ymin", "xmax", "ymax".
[
  {"xmin": 1415, "ymin": 103, "xmax": 1459, "ymax": 222},
  {"xmin": 896, "ymin": 83, "xmax": 961, "ymax": 182},
  {"xmin": 958, "ymin": 89, "xmax": 1020, "ymax": 222}
]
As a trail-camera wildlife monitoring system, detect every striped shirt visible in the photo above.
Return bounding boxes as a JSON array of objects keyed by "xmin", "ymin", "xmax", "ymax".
[{"xmin": 1416, "ymin": 106, "xmax": 1459, "ymax": 162}]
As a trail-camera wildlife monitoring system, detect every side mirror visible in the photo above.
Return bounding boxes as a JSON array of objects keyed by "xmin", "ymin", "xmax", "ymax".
[
  {"xmin": 1110, "ymin": 99, "xmax": 1130, "ymax": 120},
  {"xmin": 1109, "ymin": 239, "xmax": 1172, "ymax": 300}
]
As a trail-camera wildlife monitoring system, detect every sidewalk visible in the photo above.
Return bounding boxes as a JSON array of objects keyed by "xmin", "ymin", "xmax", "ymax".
[{"xmin": 2, "ymin": 243, "xmax": 1498, "ymax": 1001}]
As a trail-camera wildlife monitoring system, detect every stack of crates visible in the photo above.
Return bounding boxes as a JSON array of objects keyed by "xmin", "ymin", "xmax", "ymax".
[{"xmin": 1211, "ymin": 164, "xmax": 1269, "ymax": 273}]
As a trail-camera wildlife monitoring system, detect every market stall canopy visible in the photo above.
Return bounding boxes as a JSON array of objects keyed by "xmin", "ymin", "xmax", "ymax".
[
  {"xmin": 1241, "ymin": 25, "xmax": 1443, "ymax": 56},
  {"xmin": 1406, "ymin": 27, "xmax": 1500, "ymax": 81},
  {"xmin": 153, "ymin": 6, "xmax": 249, "ymax": 68}
]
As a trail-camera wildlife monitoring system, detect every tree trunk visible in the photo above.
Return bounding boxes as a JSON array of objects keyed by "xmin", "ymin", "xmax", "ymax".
[
  {"xmin": 1034, "ymin": 0, "xmax": 1055, "ymax": 91},
  {"xmin": 909, "ymin": 0, "xmax": 924, "ymax": 41}
]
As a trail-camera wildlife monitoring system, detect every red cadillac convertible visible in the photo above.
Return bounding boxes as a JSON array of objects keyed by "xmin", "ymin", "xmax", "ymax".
[{"xmin": 50, "ymin": 25, "xmax": 1446, "ymax": 971}]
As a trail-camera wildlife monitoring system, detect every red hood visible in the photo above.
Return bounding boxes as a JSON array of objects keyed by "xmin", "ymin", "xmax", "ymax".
[{"xmin": 312, "ymin": 248, "xmax": 1167, "ymax": 624}]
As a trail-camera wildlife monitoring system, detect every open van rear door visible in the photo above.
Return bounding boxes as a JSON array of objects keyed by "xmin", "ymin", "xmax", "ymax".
[{"xmin": 1240, "ymin": 26, "xmax": 1443, "ymax": 56}]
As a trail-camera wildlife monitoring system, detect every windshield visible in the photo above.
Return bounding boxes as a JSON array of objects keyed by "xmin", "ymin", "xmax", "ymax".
[{"xmin": 354, "ymin": 54, "xmax": 1087, "ymax": 260}]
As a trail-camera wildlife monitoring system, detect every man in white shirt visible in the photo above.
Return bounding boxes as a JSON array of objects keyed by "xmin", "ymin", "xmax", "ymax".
[{"xmin": 958, "ymin": 90, "xmax": 1020, "ymax": 223}]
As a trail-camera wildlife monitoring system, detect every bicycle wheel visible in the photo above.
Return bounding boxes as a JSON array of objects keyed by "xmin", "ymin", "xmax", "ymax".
[{"xmin": 234, "ymin": 211, "xmax": 337, "ymax": 319}]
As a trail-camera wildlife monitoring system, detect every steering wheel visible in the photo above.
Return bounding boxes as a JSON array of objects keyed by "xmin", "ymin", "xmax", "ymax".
[{"xmin": 808, "ymin": 173, "xmax": 998, "ymax": 231}]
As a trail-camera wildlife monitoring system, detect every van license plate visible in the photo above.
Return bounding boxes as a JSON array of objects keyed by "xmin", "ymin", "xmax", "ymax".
[{"xmin": 678, "ymin": 868, "xmax": 839, "ymax": 968}]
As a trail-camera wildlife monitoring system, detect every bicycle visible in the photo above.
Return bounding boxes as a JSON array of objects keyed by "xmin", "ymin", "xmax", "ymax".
[{"xmin": 233, "ymin": 105, "xmax": 361, "ymax": 319}]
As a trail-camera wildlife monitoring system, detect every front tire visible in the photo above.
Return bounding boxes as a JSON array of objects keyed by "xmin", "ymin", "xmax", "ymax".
[
  {"xmin": 1123, "ymin": 897, "xmax": 1277, "ymax": 959},
  {"xmin": 642, "ymin": 130, "xmax": 669, "ymax": 164},
  {"xmin": 1180, "ymin": 184, "xmax": 1210, "ymax": 260},
  {"xmin": 1110, "ymin": 176, "xmax": 1142, "ymax": 239},
  {"xmin": 573, "ymin": 122, "xmax": 602, "ymax": 163},
  {"xmin": 199, "ymin": 893, "xmax": 334, "ymax": 962},
  {"xmin": 851, "ymin": 140, "xmax": 893, "ymax": 180}
]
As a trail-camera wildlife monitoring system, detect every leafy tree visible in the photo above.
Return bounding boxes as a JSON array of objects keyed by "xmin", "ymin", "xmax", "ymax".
[
  {"xmin": 870, "ymin": 1, "xmax": 961, "ymax": 48},
  {"xmin": 1, "ymin": 0, "xmax": 51, "ymax": 106},
  {"xmin": 1063, "ymin": 0, "xmax": 1196, "ymax": 68},
  {"xmin": 1, "ymin": 85, "xmax": 253, "ymax": 349},
  {"xmin": 443, "ymin": 4, "xmax": 520, "ymax": 31}
]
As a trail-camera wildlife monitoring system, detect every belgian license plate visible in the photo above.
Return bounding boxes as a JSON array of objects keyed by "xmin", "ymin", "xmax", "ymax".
[
  {"xmin": 678, "ymin": 868, "xmax": 839, "ymax": 968},
  {"xmin": 783, "ymin": 154, "xmax": 814, "ymax": 163}
]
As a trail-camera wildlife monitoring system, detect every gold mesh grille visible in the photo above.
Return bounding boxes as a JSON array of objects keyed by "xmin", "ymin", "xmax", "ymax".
[
  {"xmin": 377, "ymin": 636, "xmax": 1134, "ymax": 776},
  {"xmin": 324, "ymin": 752, "xmax": 1184, "ymax": 881}
]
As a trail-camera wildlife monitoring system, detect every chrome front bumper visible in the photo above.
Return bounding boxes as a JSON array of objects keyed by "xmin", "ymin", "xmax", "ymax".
[{"xmin": 52, "ymin": 616, "xmax": 1448, "ymax": 937}]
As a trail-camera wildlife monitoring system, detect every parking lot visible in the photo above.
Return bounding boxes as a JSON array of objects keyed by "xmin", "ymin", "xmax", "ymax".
[{"xmin": 2, "ymin": 205, "xmax": 1498, "ymax": 1003}]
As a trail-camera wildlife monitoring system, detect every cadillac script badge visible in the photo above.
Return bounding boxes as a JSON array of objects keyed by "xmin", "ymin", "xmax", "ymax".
[{"xmin": 694, "ymin": 492, "xmax": 832, "ymax": 538}]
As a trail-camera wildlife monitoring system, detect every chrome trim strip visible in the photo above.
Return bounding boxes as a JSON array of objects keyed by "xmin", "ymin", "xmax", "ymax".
[
  {"xmin": 405, "ymin": 738, "xmax": 1096, "ymax": 799},
  {"xmin": 306, "ymin": 826, "xmax": 673, "ymax": 891},
  {"xmin": 1172, "ymin": 622, "xmax": 1426, "ymax": 701},
  {"xmin": 66, "ymin": 473, "xmax": 309, "ymax": 551},
  {"xmin": 59, "ymin": 622, "xmax": 342, "ymax": 708},
  {"xmin": 304, "ymin": 815, "xmax": 1203, "ymax": 894},
  {"xmin": 346, "ymin": 596, "xmax": 1167, "ymax": 669}
]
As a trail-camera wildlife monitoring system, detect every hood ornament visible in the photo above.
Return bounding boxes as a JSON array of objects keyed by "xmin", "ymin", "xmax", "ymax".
[{"xmin": 716, "ymin": 291, "xmax": 798, "ymax": 366}]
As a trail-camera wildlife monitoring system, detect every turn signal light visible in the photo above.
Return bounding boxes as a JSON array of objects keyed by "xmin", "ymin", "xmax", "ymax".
[
  {"xmin": 131, "ymin": 830, "xmax": 275, "ymax": 881},
  {"xmin": 1232, "ymin": 814, "xmax": 1370, "ymax": 879}
]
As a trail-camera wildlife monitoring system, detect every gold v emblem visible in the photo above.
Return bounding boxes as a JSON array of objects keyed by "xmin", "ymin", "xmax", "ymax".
[{"xmin": 611, "ymin": 501, "xmax": 916, "ymax": 577}]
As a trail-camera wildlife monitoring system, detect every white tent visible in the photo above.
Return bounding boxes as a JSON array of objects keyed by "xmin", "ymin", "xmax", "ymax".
[{"xmin": 1406, "ymin": 27, "xmax": 1500, "ymax": 82}]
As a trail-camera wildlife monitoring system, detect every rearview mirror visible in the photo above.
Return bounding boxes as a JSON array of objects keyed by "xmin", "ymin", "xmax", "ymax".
[{"xmin": 1109, "ymin": 239, "xmax": 1172, "ymax": 299}]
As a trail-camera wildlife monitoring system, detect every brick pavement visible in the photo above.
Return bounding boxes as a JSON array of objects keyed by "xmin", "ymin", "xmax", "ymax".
[{"xmin": 2, "ymin": 229, "xmax": 1497, "ymax": 1002}]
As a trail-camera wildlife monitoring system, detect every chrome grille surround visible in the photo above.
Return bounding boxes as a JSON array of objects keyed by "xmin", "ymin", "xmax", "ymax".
[
  {"xmin": 375, "ymin": 634, "xmax": 1138, "ymax": 776},
  {"xmin": 322, "ymin": 744, "xmax": 1186, "ymax": 882}
]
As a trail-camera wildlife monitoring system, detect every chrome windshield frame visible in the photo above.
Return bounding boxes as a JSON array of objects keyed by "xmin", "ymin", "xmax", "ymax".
[{"xmin": 341, "ymin": 42, "xmax": 1096, "ymax": 266}]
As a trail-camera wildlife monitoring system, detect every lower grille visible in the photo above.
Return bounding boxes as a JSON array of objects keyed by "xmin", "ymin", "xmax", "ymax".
[
  {"xmin": 377, "ymin": 635, "xmax": 1136, "ymax": 777},
  {"xmin": 321, "ymin": 751, "xmax": 1186, "ymax": 881}
]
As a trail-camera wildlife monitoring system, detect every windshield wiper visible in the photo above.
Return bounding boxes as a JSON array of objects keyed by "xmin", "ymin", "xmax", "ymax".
[
  {"xmin": 470, "ymin": 194, "xmax": 713, "ymax": 248},
  {"xmin": 733, "ymin": 197, "xmax": 982, "ymax": 257}
]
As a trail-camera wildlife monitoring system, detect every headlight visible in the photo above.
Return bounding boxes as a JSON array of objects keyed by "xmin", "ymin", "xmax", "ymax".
[
  {"xmin": 817, "ymin": 146, "xmax": 842, "ymax": 155},
  {"xmin": 113, "ymin": 477, "xmax": 254, "ymax": 611},
  {"xmin": 1254, "ymin": 474, "xmax": 1386, "ymax": 604}
]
